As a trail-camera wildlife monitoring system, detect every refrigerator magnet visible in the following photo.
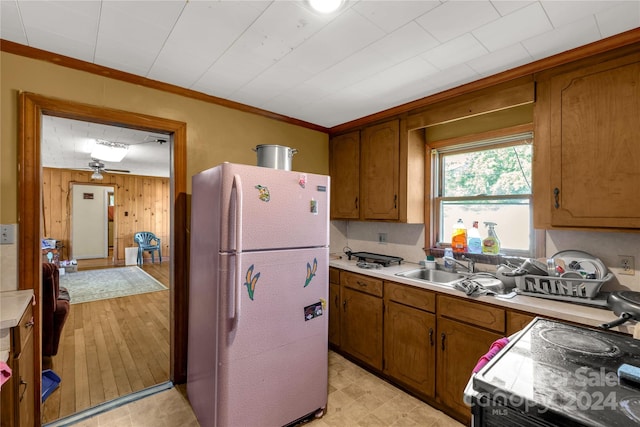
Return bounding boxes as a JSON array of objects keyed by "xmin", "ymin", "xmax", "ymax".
[
  {"xmin": 298, "ymin": 173, "xmax": 307, "ymax": 188},
  {"xmin": 255, "ymin": 184, "xmax": 270, "ymax": 202},
  {"xmin": 304, "ymin": 301, "xmax": 324, "ymax": 321},
  {"xmin": 310, "ymin": 198, "xmax": 318, "ymax": 215}
]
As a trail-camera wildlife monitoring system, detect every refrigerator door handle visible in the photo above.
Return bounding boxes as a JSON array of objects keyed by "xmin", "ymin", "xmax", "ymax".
[{"xmin": 232, "ymin": 173, "xmax": 243, "ymax": 329}]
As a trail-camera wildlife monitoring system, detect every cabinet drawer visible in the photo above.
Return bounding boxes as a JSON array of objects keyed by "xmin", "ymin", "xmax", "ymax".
[
  {"xmin": 437, "ymin": 295, "xmax": 505, "ymax": 333},
  {"xmin": 329, "ymin": 267, "xmax": 340, "ymax": 285},
  {"xmin": 13, "ymin": 303, "xmax": 34, "ymax": 356},
  {"xmin": 385, "ymin": 281, "xmax": 435, "ymax": 313},
  {"xmin": 341, "ymin": 271, "xmax": 383, "ymax": 297}
]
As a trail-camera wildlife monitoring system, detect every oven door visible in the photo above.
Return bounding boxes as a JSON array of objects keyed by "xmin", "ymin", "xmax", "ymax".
[{"xmin": 471, "ymin": 392, "xmax": 581, "ymax": 427}]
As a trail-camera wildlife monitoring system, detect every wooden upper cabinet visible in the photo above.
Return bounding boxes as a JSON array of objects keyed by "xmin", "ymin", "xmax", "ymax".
[
  {"xmin": 361, "ymin": 119, "xmax": 400, "ymax": 220},
  {"xmin": 547, "ymin": 53, "xmax": 640, "ymax": 228},
  {"xmin": 329, "ymin": 131, "xmax": 360, "ymax": 219}
]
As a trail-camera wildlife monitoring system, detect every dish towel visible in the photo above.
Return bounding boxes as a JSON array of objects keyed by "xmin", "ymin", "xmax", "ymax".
[
  {"xmin": 0, "ymin": 361, "xmax": 11, "ymax": 387},
  {"xmin": 454, "ymin": 279, "xmax": 496, "ymax": 297},
  {"xmin": 472, "ymin": 337, "xmax": 510, "ymax": 373}
]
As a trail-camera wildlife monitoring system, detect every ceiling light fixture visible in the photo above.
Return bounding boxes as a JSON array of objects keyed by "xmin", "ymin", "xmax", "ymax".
[
  {"xmin": 91, "ymin": 170, "xmax": 104, "ymax": 180},
  {"xmin": 308, "ymin": 0, "xmax": 343, "ymax": 14},
  {"xmin": 91, "ymin": 139, "xmax": 129, "ymax": 162}
]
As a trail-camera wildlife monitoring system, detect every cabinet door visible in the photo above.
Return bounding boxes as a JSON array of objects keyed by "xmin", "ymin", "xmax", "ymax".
[
  {"xmin": 437, "ymin": 317, "xmax": 502, "ymax": 424},
  {"xmin": 384, "ymin": 301, "xmax": 436, "ymax": 398},
  {"xmin": 341, "ymin": 287, "xmax": 383, "ymax": 370},
  {"xmin": 506, "ymin": 311, "xmax": 535, "ymax": 336},
  {"xmin": 549, "ymin": 55, "xmax": 640, "ymax": 228},
  {"xmin": 329, "ymin": 131, "xmax": 360, "ymax": 219},
  {"xmin": 15, "ymin": 331, "xmax": 34, "ymax": 427},
  {"xmin": 361, "ymin": 120, "xmax": 399, "ymax": 220},
  {"xmin": 328, "ymin": 282, "xmax": 341, "ymax": 348}
]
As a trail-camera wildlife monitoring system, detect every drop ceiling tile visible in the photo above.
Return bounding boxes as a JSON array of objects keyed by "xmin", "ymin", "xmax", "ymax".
[
  {"xmin": 148, "ymin": 1, "xmax": 270, "ymax": 87},
  {"xmin": 0, "ymin": 1, "xmax": 27, "ymax": 44},
  {"xmin": 95, "ymin": 1, "xmax": 185, "ymax": 74},
  {"xmin": 421, "ymin": 33, "xmax": 488, "ymax": 70},
  {"xmin": 473, "ymin": 2, "xmax": 552, "ymax": 52},
  {"xmin": 490, "ymin": 1, "xmax": 535, "ymax": 16},
  {"xmin": 421, "ymin": 63, "xmax": 480, "ymax": 94},
  {"xmin": 344, "ymin": 56, "xmax": 440, "ymax": 99},
  {"xmin": 17, "ymin": 1, "xmax": 99, "ymax": 61},
  {"xmin": 416, "ymin": 0, "xmax": 500, "ymax": 43},
  {"xmin": 466, "ymin": 43, "xmax": 533, "ymax": 77},
  {"xmin": 540, "ymin": 0, "xmax": 623, "ymax": 28},
  {"xmin": 522, "ymin": 15, "xmax": 601, "ymax": 60},
  {"xmin": 300, "ymin": 22, "xmax": 438, "ymax": 95},
  {"xmin": 276, "ymin": 8, "xmax": 385, "ymax": 76},
  {"xmin": 596, "ymin": 2, "xmax": 640, "ymax": 38},
  {"xmin": 353, "ymin": 0, "xmax": 440, "ymax": 33}
]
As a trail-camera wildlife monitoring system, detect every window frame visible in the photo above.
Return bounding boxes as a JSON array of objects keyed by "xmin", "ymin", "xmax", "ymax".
[{"xmin": 431, "ymin": 132, "xmax": 535, "ymax": 257}]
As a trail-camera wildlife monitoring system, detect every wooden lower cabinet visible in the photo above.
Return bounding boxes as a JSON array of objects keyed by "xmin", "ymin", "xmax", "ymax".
[
  {"xmin": 507, "ymin": 310, "xmax": 536, "ymax": 335},
  {"xmin": 328, "ymin": 281, "xmax": 341, "ymax": 347},
  {"xmin": 340, "ymin": 286, "xmax": 383, "ymax": 370},
  {"xmin": 384, "ymin": 300, "xmax": 436, "ymax": 398},
  {"xmin": 1, "ymin": 304, "xmax": 35, "ymax": 427},
  {"xmin": 436, "ymin": 316, "xmax": 502, "ymax": 424}
]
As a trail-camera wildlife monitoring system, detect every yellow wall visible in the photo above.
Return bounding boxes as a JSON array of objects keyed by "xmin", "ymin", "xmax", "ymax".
[{"xmin": 0, "ymin": 52, "xmax": 329, "ymax": 223}]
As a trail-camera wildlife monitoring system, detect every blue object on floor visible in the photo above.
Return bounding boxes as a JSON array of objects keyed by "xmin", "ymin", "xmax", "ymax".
[{"xmin": 42, "ymin": 369, "xmax": 61, "ymax": 402}]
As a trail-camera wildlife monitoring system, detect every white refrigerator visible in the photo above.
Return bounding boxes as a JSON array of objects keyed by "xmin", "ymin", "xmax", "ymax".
[{"xmin": 187, "ymin": 162, "xmax": 330, "ymax": 427}]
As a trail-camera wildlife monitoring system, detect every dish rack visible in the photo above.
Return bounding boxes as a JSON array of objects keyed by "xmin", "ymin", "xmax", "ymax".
[{"xmin": 515, "ymin": 273, "xmax": 613, "ymax": 299}]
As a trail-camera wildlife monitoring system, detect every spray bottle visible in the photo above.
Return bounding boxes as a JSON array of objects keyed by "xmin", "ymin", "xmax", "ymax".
[{"xmin": 482, "ymin": 222, "xmax": 500, "ymax": 255}]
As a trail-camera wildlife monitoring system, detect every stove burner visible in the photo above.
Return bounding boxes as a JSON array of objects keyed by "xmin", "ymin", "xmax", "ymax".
[
  {"xmin": 619, "ymin": 396, "xmax": 640, "ymax": 422},
  {"xmin": 539, "ymin": 327, "xmax": 621, "ymax": 357}
]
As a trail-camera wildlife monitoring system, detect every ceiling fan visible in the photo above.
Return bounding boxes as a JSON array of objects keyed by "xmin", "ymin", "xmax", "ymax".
[{"xmin": 87, "ymin": 159, "xmax": 130, "ymax": 180}]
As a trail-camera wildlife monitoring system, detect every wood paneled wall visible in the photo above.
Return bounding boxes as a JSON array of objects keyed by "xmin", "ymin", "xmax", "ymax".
[{"xmin": 42, "ymin": 168, "xmax": 170, "ymax": 263}]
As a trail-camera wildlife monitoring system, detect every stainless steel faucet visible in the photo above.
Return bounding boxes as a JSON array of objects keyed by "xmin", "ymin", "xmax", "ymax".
[{"xmin": 443, "ymin": 255, "xmax": 475, "ymax": 273}]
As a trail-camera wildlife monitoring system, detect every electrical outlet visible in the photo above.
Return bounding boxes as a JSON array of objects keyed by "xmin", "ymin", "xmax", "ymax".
[
  {"xmin": 619, "ymin": 255, "xmax": 635, "ymax": 276},
  {"xmin": 378, "ymin": 233, "xmax": 387, "ymax": 244}
]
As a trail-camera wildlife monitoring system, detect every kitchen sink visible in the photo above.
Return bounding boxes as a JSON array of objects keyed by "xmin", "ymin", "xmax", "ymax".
[{"xmin": 395, "ymin": 268, "xmax": 466, "ymax": 286}]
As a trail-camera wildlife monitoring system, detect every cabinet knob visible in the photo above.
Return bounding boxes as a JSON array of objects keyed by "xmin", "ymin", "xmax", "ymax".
[
  {"xmin": 355, "ymin": 197, "xmax": 359, "ymax": 209},
  {"xmin": 441, "ymin": 333, "xmax": 446, "ymax": 351},
  {"xmin": 429, "ymin": 328, "xmax": 434, "ymax": 346},
  {"xmin": 343, "ymin": 300, "xmax": 347, "ymax": 312}
]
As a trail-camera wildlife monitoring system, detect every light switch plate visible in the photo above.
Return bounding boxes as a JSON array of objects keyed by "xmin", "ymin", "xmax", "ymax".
[{"xmin": 1, "ymin": 224, "xmax": 16, "ymax": 244}]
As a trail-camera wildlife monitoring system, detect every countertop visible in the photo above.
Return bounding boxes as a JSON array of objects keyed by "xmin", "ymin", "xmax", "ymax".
[
  {"xmin": 329, "ymin": 258, "xmax": 634, "ymax": 335},
  {"xmin": 1, "ymin": 290, "xmax": 34, "ymax": 362}
]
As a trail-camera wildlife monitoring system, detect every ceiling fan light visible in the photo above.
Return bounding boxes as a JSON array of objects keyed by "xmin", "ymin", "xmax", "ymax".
[
  {"xmin": 91, "ymin": 140, "xmax": 129, "ymax": 162},
  {"xmin": 308, "ymin": 0, "xmax": 343, "ymax": 14},
  {"xmin": 91, "ymin": 170, "xmax": 103, "ymax": 180}
]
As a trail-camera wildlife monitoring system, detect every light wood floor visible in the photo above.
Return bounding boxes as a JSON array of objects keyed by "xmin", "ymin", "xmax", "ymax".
[{"xmin": 42, "ymin": 257, "xmax": 170, "ymax": 424}]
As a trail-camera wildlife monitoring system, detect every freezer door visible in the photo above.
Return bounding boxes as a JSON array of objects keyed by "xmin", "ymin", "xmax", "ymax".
[
  {"xmin": 209, "ymin": 163, "xmax": 330, "ymax": 251},
  {"xmin": 216, "ymin": 247, "xmax": 329, "ymax": 427}
]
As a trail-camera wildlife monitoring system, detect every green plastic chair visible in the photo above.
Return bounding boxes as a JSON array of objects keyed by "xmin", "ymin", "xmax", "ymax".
[{"xmin": 134, "ymin": 232, "xmax": 162, "ymax": 265}]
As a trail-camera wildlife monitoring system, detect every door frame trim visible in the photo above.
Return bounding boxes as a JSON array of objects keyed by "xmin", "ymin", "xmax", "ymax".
[{"xmin": 18, "ymin": 92, "xmax": 189, "ymax": 424}]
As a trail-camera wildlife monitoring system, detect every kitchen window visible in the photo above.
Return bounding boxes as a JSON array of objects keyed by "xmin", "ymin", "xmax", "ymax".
[{"xmin": 433, "ymin": 132, "xmax": 534, "ymax": 257}]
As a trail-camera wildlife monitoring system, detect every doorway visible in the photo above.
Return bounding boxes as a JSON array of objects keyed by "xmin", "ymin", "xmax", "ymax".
[{"xmin": 18, "ymin": 93, "xmax": 189, "ymax": 425}]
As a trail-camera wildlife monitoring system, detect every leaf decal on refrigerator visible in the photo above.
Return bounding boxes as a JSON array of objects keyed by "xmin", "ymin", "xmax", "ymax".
[
  {"xmin": 244, "ymin": 265, "xmax": 260, "ymax": 300},
  {"xmin": 304, "ymin": 258, "xmax": 318, "ymax": 287}
]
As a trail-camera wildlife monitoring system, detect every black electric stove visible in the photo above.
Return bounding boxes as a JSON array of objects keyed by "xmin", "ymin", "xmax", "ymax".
[{"xmin": 472, "ymin": 318, "xmax": 640, "ymax": 426}]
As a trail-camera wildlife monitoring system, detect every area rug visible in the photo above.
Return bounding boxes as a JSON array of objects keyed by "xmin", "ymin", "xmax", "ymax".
[{"xmin": 59, "ymin": 267, "xmax": 168, "ymax": 304}]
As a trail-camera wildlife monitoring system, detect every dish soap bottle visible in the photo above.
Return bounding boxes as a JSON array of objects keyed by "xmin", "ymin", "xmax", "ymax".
[
  {"xmin": 482, "ymin": 222, "xmax": 500, "ymax": 255},
  {"xmin": 451, "ymin": 218, "xmax": 467, "ymax": 253},
  {"xmin": 467, "ymin": 221, "xmax": 482, "ymax": 254}
]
